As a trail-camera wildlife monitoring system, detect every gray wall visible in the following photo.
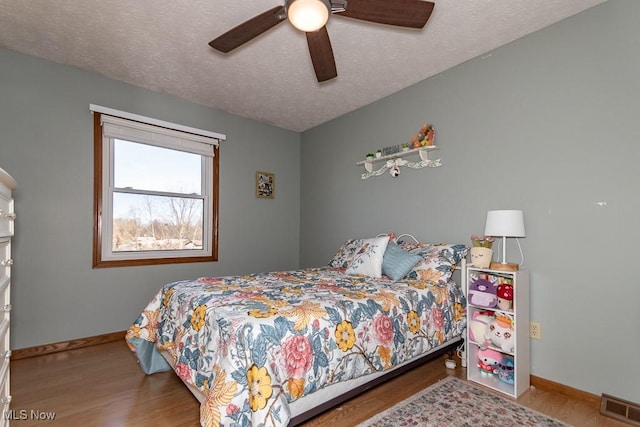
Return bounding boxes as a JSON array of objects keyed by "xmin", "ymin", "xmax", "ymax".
[
  {"xmin": 0, "ymin": 48, "xmax": 301, "ymax": 350},
  {"xmin": 301, "ymin": 0, "xmax": 639, "ymax": 403}
]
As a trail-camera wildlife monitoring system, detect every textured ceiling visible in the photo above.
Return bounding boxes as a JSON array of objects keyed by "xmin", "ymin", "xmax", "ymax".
[{"xmin": 0, "ymin": 0, "xmax": 606, "ymax": 132}]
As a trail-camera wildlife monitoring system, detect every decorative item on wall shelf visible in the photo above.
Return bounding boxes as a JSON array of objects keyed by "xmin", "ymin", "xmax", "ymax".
[
  {"xmin": 356, "ymin": 123, "xmax": 440, "ymax": 179},
  {"xmin": 410, "ymin": 123, "xmax": 435, "ymax": 148},
  {"xmin": 255, "ymin": 171, "xmax": 275, "ymax": 199},
  {"xmin": 469, "ymin": 235, "xmax": 494, "ymax": 268}
]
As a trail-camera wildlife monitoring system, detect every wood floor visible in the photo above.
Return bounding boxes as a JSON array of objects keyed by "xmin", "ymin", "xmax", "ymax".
[{"xmin": 10, "ymin": 340, "xmax": 627, "ymax": 426}]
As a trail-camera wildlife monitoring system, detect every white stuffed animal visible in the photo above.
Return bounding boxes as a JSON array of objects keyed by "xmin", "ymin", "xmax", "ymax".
[{"xmin": 485, "ymin": 315, "xmax": 515, "ymax": 353}]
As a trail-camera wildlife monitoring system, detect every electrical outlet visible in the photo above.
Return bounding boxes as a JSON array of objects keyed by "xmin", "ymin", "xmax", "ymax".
[{"xmin": 530, "ymin": 321, "xmax": 542, "ymax": 339}]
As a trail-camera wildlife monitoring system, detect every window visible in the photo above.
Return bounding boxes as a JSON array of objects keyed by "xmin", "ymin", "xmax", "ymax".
[{"xmin": 91, "ymin": 105, "xmax": 225, "ymax": 267}]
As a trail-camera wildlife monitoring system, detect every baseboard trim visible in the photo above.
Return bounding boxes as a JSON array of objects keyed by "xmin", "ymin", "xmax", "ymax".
[
  {"xmin": 11, "ymin": 330, "xmax": 126, "ymax": 360},
  {"xmin": 531, "ymin": 375, "xmax": 601, "ymax": 409}
]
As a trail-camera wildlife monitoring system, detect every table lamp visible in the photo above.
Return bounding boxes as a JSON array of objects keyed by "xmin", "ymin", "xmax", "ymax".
[{"xmin": 484, "ymin": 210, "xmax": 525, "ymax": 271}]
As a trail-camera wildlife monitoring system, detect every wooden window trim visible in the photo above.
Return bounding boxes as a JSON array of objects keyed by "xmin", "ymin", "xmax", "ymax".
[{"xmin": 92, "ymin": 112, "xmax": 219, "ymax": 268}]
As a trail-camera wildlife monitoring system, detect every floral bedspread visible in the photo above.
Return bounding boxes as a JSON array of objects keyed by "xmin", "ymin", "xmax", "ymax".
[{"xmin": 125, "ymin": 267, "xmax": 466, "ymax": 427}]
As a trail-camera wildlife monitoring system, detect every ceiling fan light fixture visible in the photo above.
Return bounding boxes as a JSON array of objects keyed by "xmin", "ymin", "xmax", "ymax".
[{"xmin": 287, "ymin": 0, "xmax": 330, "ymax": 32}]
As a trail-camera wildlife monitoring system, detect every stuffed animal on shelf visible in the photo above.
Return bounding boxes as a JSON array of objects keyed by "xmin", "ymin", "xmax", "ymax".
[
  {"xmin": 468, "ymin": 311, "xmax": 494, "ymax": 348},
  {"xmin": 468, "ymin": 274, "xmax": 498, "ymax": 308},
  {"xmin": 477, "ymin": 347, "xmax": 502, "ymax": 375},
  {"xmin": 486, "ymin": 315, "xmax": 515, "ymax": 353},
  {"xmin": 497, "ymin": 283, "xmax": 514, "ymax": 311},
  {"xmin": 498, "ymin": 355, "xmax": 515, "ymax": 384}
]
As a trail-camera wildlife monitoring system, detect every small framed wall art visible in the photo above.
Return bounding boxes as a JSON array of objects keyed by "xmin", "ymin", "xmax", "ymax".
[{"xmin": 255, "ymin": 171, "xmax": 275, "ymax": 199}]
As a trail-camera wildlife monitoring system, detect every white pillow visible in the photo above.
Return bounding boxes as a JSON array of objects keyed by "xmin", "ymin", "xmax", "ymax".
[{"xmin": 345, "ymin": 235, "xmax": 390, "ymax": 278}]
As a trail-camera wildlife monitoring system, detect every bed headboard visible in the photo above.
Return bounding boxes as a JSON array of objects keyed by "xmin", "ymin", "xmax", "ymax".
[{"xmin": 396, "ymin": 233, "xmax": 419, "ymax": 243}]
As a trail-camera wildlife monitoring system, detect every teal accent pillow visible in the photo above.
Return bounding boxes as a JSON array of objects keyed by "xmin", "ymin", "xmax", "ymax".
[{"xmin": 382, "ymin": 241, "xmax": 423, "ymax": 281}]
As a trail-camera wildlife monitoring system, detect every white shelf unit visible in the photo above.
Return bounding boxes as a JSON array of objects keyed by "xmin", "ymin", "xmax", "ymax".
[
  {"xmin": 466, "ymin": 266, "xmax": 530, "ymax": 398},
  {"xmin": 355, "ymin": 146, "xmax": 441, "ymax": 179}
]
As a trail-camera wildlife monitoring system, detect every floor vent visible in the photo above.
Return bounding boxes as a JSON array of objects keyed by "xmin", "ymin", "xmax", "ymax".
[{"xmin": 601, "ymin": 393, "xmax": 640, "ymax": 426}]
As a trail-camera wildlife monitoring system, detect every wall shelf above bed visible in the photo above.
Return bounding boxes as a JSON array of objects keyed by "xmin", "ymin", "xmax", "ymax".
[{"xmin": 356, "ymin": 146, "xmax": 441, "ymax": 179}]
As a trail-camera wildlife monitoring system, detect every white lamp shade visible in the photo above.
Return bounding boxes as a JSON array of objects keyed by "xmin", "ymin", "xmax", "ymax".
[
  {"xmin": 484, "ymin": 210, "xmax": 526, "ymax": 238},
  {"xmin": 287, "ymin": 0, "xmax": 330, "ymax": 32}
]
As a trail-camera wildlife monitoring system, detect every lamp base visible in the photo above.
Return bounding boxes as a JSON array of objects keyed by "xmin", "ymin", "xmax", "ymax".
[{"xmin": 490, "ymin": 262, "xmax": 519, "ymax": 271}]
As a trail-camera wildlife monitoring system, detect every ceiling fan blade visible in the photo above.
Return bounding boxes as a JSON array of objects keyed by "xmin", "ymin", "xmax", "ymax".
[
  {"xmin": 209, "ymin": 6, "xmax": 286, "ymax": 53},
  {"xmin": 306, "ymin": 27, "xmax": 337, "ymax": 82},
  {"xmin": 335, "ymin": 0, "xmax": 434, "ymax": 29}
]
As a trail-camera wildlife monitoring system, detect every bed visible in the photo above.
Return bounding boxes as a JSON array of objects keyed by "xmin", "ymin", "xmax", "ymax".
[{"xmin": 126, "ymin": 235, "xmax": 468, "ymax": 426}]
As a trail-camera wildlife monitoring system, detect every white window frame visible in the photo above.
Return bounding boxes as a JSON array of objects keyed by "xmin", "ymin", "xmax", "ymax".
[{"xmin": 90, "ymin": 105, "xmax": 225, "ymax": 267}]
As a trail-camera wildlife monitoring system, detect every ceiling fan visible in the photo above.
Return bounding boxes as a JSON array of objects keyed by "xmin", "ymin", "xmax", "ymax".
[{"xmin": 209, "ymin": 0, "xmax": 435, "ymax": 82}]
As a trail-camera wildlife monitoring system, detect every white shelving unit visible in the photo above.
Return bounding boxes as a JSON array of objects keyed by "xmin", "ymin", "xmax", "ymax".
[
  {"xmin": 466, "ymin": 266, "xmax": 530, "ymax": 398},
  {"xmin": 355, "ymin": 146, "xmax": 441, "ymax": 179}
]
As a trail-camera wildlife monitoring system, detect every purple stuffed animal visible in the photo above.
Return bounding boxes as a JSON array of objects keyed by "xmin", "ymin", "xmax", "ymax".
[{"xmin": 468, "ymin": 274, "xmax": 498, "ymax": 308}]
